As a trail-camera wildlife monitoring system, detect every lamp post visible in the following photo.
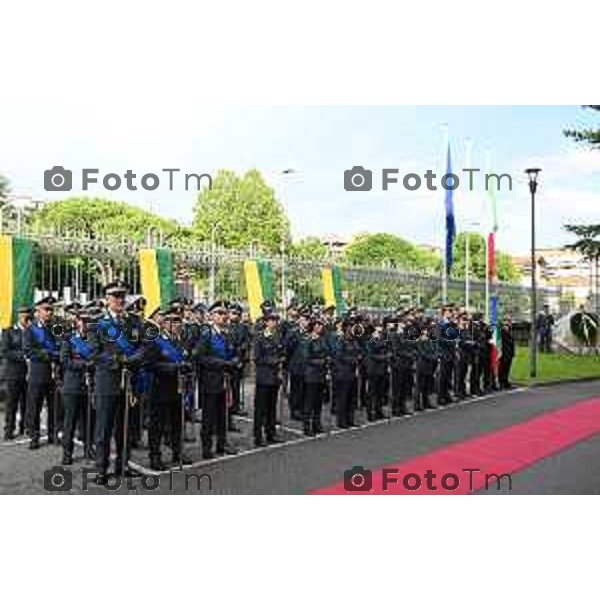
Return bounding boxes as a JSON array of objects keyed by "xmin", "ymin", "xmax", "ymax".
[
  {"xmin": 209, "ymin": 222, "xmax": 221, "ymax": 304},
  {"xmin": 525, "ymin": 168, "xmax": 541, "ymax": 379}
]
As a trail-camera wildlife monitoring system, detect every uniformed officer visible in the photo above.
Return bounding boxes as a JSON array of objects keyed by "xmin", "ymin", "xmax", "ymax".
[
  {"xmin": 1, "ymin": 306, "xmax": 32, "ymax": 440},
  {"xmin": 228, "ymin": 302, "xmax": 251, "ymax": 423},
  {"xmin": 192, "ymin": 300, "xmax": 239, "ymax": 459},
  {"xmin": 88, "ymin": 281, "xmax": 148, "ymax": 483},
  {"xmin": 331, "ymin": 319, "xmax": 361, "ymax": 428},
  {"xmin": 303, "ymin": 316, "xmax": 329, "ymax": 436},
  {"xmin": 390, "ymin": 312, "xmax": 416, "ymax": 416},
  {"xmin": 415, "ymin": 321, "xmax": 438, "ymax": 411},
  {"xmin": 253, "ymin": 310, "xmax": 285, "ymax": 446},
  {"xmin": 498, "ymin": 315, "xmax": 516, "ymax": 390},
  {"xmin": 285, "ymin": 306, "xmax": 310, "ymax": 421},
  {"xmin": 24, "ymin": 296, "xmax": 60, "ymax": 449},
  {"xmin": 60, "ymin": 308, "xmax": 93, "ymax": 465},
  {"xmin": 437, "ymin": 307, "xmax": 457, "ymax": 405},
  {"xmin": 365, "ymin": 319, "xmax": 392, "ymax": 421},
  {"xmin": 147, "ymin": 311, "xmax": 193, "ymax": 470}
]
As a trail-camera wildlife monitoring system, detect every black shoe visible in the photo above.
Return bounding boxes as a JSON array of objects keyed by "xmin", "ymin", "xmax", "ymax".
[
  {"xmin": 47, "ymin": 434, "xmax": 55, "ymax": 444},
  {"xmin": 172, "ymin": 453, "xmax": 192, "ymax": 466},
  {"xmin": 150, "ymin": 457, "xmax": 166, "ymax": 471},
  {"xmin": 62, "ymin": 454, "xmax": 73, "ymax": 466},
  {"xmin": 4, "ymin": 431, "xmax": 15, "ymax": 441},
  {"xmin": 29, "ymin": 439, "xmax": 40, "ymax": 450},
  {"xmin": 114, "ymin": 463, "xmax": 136, "ymax": 478},
  {"xmin": 255, "ymin": 438, "xmax": 267, "ymax": 447},
  {"xmin": 266, "ymin": 436, "xmax": 283, "ymax": 445},
  {"xmin": 95, "ymin": 473, "xmax": 108, "ymax": 486},
  {"xmin": 202, "ymin": 449, "xmax": 214, "ymax": 460},
  {"xmin": 231, "ymin": 408, "xmax": 248, "ymax": 417},
  {"xmin": 216, "ymin": 444, "xmax": 238, "ymax": 456}
]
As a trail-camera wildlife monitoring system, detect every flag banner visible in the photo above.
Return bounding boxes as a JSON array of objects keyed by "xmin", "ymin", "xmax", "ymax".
[
  {"xmin": 139, "ymin": 248, "xmax": 176, "ymax": 318},
  {"xmin": 322, "ymin": 265, "xmax": 347, "ymax": 313},
  {"xmin": 244, "ymin": 259, "xmax": 275, "ymax": 322},
  {"xmin": 0, "ymin": 235, "xmax": 35, "ymax": 328},
  {"xmin": 444, "ymin": 144, "xmax": 456, "ymax": 275}
]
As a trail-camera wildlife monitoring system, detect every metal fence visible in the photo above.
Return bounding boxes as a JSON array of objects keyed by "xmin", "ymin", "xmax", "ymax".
[{"xmin": 5, "ymin": 225, "xmax": 577, "ymax": 321}]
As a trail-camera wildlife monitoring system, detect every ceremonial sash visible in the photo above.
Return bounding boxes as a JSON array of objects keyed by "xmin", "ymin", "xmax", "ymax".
[
  {"xmin": 154, "ymin": 334, "xmax": 185, "ymax": 364},
  {"xmin": 30, "ymin": 323, "xmax": 59, "ymax": 356},
  {"xmin": 68, "ymin": 334, "xmax": 93, "ymax": 361},
  {"xmin": 97, "ymin": 318, "xmax": 137, "ymax": 357}
]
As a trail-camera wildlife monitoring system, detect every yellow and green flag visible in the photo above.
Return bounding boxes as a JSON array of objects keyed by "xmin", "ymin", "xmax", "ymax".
[
  {"xmin": 139, "ymin": 248, "xmax": 176, "ymax": 318},
  {"xmin": 244, "ymin": 259, "xmax": 275, "ymax": 322},
  {"xmin": 0, "ymin": 235, "xmax": 35, "ymax": 328},
  {"xmin": 322, "ymin": 265, "xmax": 346, "ymax": 313}
]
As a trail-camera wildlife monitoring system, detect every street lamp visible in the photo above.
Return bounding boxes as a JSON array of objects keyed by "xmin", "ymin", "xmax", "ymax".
[
  {"xmin": 209, "ymin": 222, "xmax": 221, "ymax": 304},
  {"xmin": 525, "ymin": 167, "xmax": 541, "ymax": 378}
]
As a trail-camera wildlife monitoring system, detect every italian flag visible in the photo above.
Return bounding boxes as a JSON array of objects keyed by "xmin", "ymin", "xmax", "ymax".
[
  {"xmin": 488, "ymin": 173, "xmax": 501, "ymax": 373},
  {"xmin": 244, "ymin": 259, "xmax": 275, "ymax": 322},
  {"xmin": 322, "ymin": 265, "xmax": 346, "ymax": 314},
  {"xmin": 0, "ymin": 235, "xmax": 35, "ymax": 328},
  {"xmin": 139, "ymin": 248, "xmax": 176, "ymax": 318}
]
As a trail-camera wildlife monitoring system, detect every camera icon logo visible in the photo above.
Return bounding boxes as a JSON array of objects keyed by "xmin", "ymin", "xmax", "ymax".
[
  {"xmin": 44, "ymin": 166, "xmax": 73, "ymax": 191},
  {"xmin": 344, "ymin": 466, "xmax": 373, "ymax": 492},
  {"xmin": 344, "ymin": 166, "xmax": 372, "ymax": 191},
  {"xmin": 44, "ymin": 466, "xmax": 73, "ymax": 492}
]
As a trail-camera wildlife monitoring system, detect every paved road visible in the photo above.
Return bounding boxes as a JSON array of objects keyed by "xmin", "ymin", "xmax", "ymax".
[{"xmin": 1, "ymin": 379, "xmax": 599, "ymax": 494}]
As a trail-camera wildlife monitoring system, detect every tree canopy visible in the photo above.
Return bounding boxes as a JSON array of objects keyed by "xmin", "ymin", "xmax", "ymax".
[
  {"xmin": 341, "ymin": 233, "xmax": 441, "ymax": 272},
  {"xmin": 32, "ymin": 197, "xmax": 190, "ymax": 243},
  {"xmin": 564, "ymin": 106, "xmax": 600, "ymax": 148},
  {"xmin": 192, "ymin": 169, "xmax": 291, "ymax": 254},
  {"xmin": 450, "ymin": 232, "xmax": 520, "ymax": 282},
  {"xmin": 291, "ymin": 236, "xmax": 329, "ymax": 261}
]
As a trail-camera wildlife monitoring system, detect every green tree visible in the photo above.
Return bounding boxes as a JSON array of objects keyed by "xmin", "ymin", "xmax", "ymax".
[
  {"xmin": 565, "ymin": 224, "xmax": 600, "ymax": 313},
  {"xmin": 290, "ymin": 236, "xmax": 328, "ymax": 261},
  {"xmin": 341, "ymin": 233, "xmax": 441, "ymax": 272},
  {"xmin": 564, "ymin": 105, "xmax": 600, "ymax": 147},
  {"xmin": 450, "ymin": 232, "xmax": 519, "ymax": 282},
  {"xmin": 0, "ymin": 173, "xmax": 10, "ymax": 200},
  {"xmin": 193, "ymin": 169, "xmax": 291, "ymax": 254},
  {"xmin": 32, "ymin": 197, "xmax": 190, "ymax": 242}
]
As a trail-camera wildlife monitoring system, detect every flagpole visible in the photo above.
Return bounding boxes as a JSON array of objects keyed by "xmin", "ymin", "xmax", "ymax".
[
  {"xmin": 441, "ymin": 124, "xmax": 449, "ymax": 304},
  {"xmin": 464, "ymin": 138, "xmax": 473, "ymax": 310}
]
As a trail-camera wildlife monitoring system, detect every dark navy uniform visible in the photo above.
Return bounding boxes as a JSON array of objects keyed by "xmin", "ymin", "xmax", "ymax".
[
  {"xmin": 147, "ymin": 327, "xmax": 191, "ymax": 470},
  {"xmin": 285, "ymin": 320, "xmax": 307, "ymax": 421},
  {"xmin": 60, "ymin": 327, "xmax": 92, "ymax": 463},
  {"xmin": 365, "ymin": 331, "xmax": 391, "ymax": 421},
  {"xmin": 253, "ymin": 320, "xmax": 284, "ymax": 445},
  {"xmin": 499, "ymin": 323, "xmax": 515, "ymax": 389},
  {"xmin": 229, "ymin": 310, "xmax": 251, "ymax": 417},
  {"xmin": 24, "ymin": 311, "xmax": 60, "ymax": 446},
  {"xmin": 415, "ymin": 334, "xmax": 438, "ymax": 411},
  {"xmin": 88, "ymin": 307, "xmax": 147, "ymax": 477},
  {"xmin": 331, "ymin": 329, "xmax": 360, "ymax": 428},
  {"xmin": 390, "ymin": 328, "xmax": 416, "ymax": 415},
  {"xmin": 0, "ymin": 311, "xmax": 30, "ymax": 439},
  {"xmin": 303, "ymin": 328, "xmax": 329, "ymax": 436},
  {"xmin": 192, "ymin": 314, "xmax": 239, "ymax": 458}
]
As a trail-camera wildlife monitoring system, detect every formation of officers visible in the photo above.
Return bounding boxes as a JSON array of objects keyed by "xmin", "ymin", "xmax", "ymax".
[{"xmin": 0, "ymin": 280, "xmax": 515, "ymax": 483}]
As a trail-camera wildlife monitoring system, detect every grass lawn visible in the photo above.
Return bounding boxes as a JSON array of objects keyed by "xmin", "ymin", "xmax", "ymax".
[{"xmin": 511, "ymin": 347, "xmax": 600, "ymax": 385}]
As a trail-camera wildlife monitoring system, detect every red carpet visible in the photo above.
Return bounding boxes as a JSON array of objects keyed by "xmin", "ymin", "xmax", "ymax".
[{"xmin": 313, "ymin": 396, "xmax": 600, "ymax": 494}]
